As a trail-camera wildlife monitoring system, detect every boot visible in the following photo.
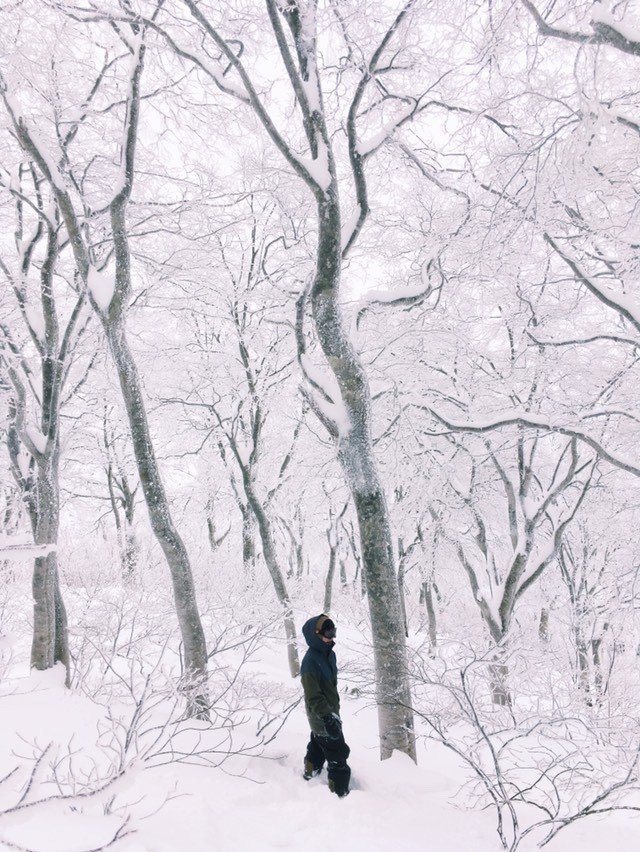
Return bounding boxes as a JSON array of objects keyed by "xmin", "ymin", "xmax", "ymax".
[
  {"xmin": 328, "ymin": 779, "xmax": 349, "ymax": 798},
  {"xmin": 303, "ymin": 760, "xmax": 322, "ymax": 780}
]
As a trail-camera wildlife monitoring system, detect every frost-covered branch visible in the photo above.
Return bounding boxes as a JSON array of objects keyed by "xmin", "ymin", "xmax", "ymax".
[
  {"xmin": 522, "ymin": 0, "xmax": 640, "ymax": 58},
  {"xmin": 424, "ymin": 405, "xmax": 640, "ymax": 479}
]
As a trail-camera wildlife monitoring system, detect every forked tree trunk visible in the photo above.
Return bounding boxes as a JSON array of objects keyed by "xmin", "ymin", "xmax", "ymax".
[{"xmin": 175, "ymin": 0, "xmax": 415, "ymax": 759}]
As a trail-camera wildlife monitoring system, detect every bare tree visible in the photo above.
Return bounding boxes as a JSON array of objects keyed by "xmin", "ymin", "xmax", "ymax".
[
  {"xmin": 557, "ymin": 518, "xmax": 627, "ymax": 706},
  {"xmin": 0, "ymin": 163, "xmax": 94, "ymax": 682},
  {"xmin": 152, "ymin": 0, "xmax": 425, "ymax": 761},
  {"xmin": 323, "ymin": 497, "xmax": 348, "ymax": 614},
  {"xmin": 432, "ymin": 423, "xmax": 596, "ymax": 703},
  {"xmin": 159, "ymin": 196, "xmax": 304, "ymax": 676},
  {"xmin": 0, "ymin": 17, "xmax": 209, "ymax": 708}
]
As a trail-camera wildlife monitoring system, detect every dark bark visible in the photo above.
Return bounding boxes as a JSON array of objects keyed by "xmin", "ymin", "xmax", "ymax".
[
  {"xmin": 423, "ymin": 581, "xmax": 437, "ymax": 656},
  {"xmin": 539, "ymin": 607, "xmax": 549, "ymax": 642},
  {"xmin": 351, "ymin": 492, "xmax": 416, "ymax": 760},
  {"xmin": 339, "ymin": 556, "xmax": 347, "ymax": 587},
  {"xmin": 323, "ymin": 533, "xmax": 337, "ymax": 615},
  {"xmin": 397, "ymin": 552, "xmax": 409, "ymax": 639},
  {"xmin": 239, "ymin": 472, "xmax": 299, "ymax": 678},
  {"xmin": 241, "ymin": 504, "xmax": 257, "ymax": 575},
  {"xmin": 105, "ymin": 323, "xmax": 209, "ymax": 697},
  {"xmin": 490, "ymin": 659, "xmax": 511, "ymax": 707},
  {"xmin": 28, "ymin": 455, "xmax": 70, "ymax": 684}
]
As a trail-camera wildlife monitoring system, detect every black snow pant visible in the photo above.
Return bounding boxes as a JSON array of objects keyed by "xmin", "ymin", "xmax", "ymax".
[{"xmin": 305, "ymin": 731, "xmax": 351, "ymax": 795}]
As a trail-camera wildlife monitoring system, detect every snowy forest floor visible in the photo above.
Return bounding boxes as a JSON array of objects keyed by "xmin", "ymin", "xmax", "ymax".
[{"xmin": 1, "ymin": 578, "xmax": 639, "ymax": 852}]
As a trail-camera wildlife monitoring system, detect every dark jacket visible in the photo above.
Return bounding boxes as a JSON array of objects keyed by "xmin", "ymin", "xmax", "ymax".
[{"xmin": 300, "ymin": 614, "xmax": 340, "ymax": 737}]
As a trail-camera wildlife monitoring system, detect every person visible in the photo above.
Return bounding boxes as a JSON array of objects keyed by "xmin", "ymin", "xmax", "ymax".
[{"xmin": 300, "ymin": 613, "xmax": 351, "ymax": 797}]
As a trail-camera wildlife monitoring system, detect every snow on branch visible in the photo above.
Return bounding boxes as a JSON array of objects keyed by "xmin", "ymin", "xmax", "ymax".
[
  {"xmin": 87, "ymin": 265, "xmax": 116, "ymax": 314},
  {"xmin": 180, "ymin": 0, "xmax": 327, "ymax": 195},
  {"xmin": 299, "ymin": 353, "xmax": 351, "ymax": 439},
  {"xmin": 544, "ymin": 234, "xmax": 640, "ymax": 336},
  {"xmin": 0, "ymin": 534, "xmax": 56, "ymax": 561},
  {"xmin": 522, "ymin": 0, "xmax": 640, "ymax": 58},
  {"xmin": 356, "ymin": 258, "xmax": 443, "ymax": 328},
  {"xmin": 298, "ymin": 136, "xmax": 331, "ymax": 192},
  {"xmin": 144, "ymin": 18, "xmax": 250, "ymax": 103},
  {"xmin": 0, "ymin": 81, "xmax": 66, "ymax": 193},
  {"xmin": 356, "ymin": 99, "xmax": 418, "ymax": 159},
  {"xmin": 423, "ymin": 404, "xmax": 640, "ymax": 479}
]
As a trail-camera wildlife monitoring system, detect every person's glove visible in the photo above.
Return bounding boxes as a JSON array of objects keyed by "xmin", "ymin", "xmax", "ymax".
[{"xmin": 323, "ymin": 713, "xmax": 342, "ymax": 740}]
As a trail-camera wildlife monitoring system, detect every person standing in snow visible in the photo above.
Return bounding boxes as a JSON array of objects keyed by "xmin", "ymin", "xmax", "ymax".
[{"xmin": 300, "ymin": 613, "xmax": 351, "ymax": 797}]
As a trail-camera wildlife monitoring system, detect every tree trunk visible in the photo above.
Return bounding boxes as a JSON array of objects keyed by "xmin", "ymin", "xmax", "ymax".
[
  {"xmin": 397, "ymin": 539, "xmax": 409, "ymax": 639},
  {"xmin": 591, "ymin": 633, "xmax": 605, "ymax": 699},
  {"xmin": 324, "ymin": 535, "xmax": 337, "ymax": 614},
  {"xmin": 398, "ymin": 564, "xmax": 409, "ymax": 639},
  {"xmin": 423, "ymin": 581, "xmax": 437, "ymax": 657},
  {"xmin": 241, "ymin": 504, "xmax": 257, "ymax": 576},
  {"xmin": 105, "ymin": 321, "xmax": 208, "ymax": 709},
  {"xmin": 30, "ymin": 549, "xmax": 56, "ymax": 672},
  {"xmin": 240, "ymin": 475, "xmax": 299, "ymax": 678},
  {"xmin": 349, "ymin": 491, "xmax": 416, "ymax": 759},
  {"xmin": 310, "ymin": 193, "xmax": 415, "ymax": 761},
  {"xmin": 486, "ymin": 627, "xmax": 512, "ymax": 707},
  {"xmin": 576, "ymin": 633, "xmax": 591, "ymax": 700},
  {"xmin": 53, "ymin": 572, "xmax": 70, "ymax": 686},
  {"xmin": 121, "ymin": 526, "xmax": 138, "ymax": 579},
  {"xmin": 490, "ymin": 659, "xmax": 511, "ymax": 707},
  {"xmin": 29, "ymin": 456, "xmax": 70, "ymax": 684},
  {"xmin": 539, "ymin": 607, "xmax": 549, "ymax": 643}
]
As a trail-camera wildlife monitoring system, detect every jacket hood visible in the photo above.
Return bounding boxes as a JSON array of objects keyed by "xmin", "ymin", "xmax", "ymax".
[{"xmin": 302, "ymin": 614, "xmax": 334, "ymax": 653}]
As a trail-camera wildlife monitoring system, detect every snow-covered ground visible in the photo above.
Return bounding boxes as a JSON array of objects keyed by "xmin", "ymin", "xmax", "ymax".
[{"xmin": 1, "ymin": 631, "xmax": 638, "ymax": 852}]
